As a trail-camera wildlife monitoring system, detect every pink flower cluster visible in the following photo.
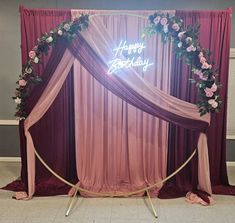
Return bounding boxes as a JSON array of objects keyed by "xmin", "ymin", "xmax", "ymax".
[
  {"xmin": 204, "ymin": 83, "xmax": 218, "ymax": 98},
  {"xmin": 153, "ymin": 16, "xmax": 170, "ymax": 33},
  {"xmin": 208, "ymin": 99, "xmax": 218, "ymax": 108},
  {"xmin": 19, "ymin": 79, "xmax": 27, "ymax": 87},
  {"xmin": 160, "ymin": 17, "xmax": 168, "ymax": 26},
  {"xmin": 186, "ymin": 45, "xmax": 196, "ymax": 52},
  {"xmin": 148, "ymin": 12, "xmax": 221, "ymax": 114},
  {"xmin": 172, "ymin": 23, "xmax": 180, "ymax": 31},
  {"xmin": 28, "ymin": 50, "xmax": 39, "ymax": 64},
  {"xmin": 198, "ymin": 52, "xmax": 212, "ymax": 70},
  {"xmin": 194, "ymin": 69, "xmax": 208, "ymax": 81}
]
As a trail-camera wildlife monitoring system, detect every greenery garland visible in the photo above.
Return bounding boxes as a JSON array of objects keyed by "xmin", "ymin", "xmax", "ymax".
[
  {"xmin": 13, "ymin": 14, "xmax": 89, "ymax": 119},
  {"xmin": 13, "ymin": 12, "xmax": 221, "ymax": 119},
  {"xmin": 143, "ymin": 12, "xmax": 222, "ymax": 116}
]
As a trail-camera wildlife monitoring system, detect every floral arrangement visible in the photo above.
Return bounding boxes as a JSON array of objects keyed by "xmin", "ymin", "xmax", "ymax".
[
  {"xmin": 143, "ymin": 12, "xmax": 222, "ymax": 116},
  {"xmin": 13, "ymin": 14, "xmax": 89, "ymax": 119},
  {"xmin": 13, "ymin": 12, "xmax": 221, "ymax": 118}
]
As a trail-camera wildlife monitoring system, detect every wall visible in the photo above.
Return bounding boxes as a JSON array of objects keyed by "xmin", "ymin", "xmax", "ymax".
[{"xmin": 0, "ymin": 0, "xmax": 234, "ymax": 160}]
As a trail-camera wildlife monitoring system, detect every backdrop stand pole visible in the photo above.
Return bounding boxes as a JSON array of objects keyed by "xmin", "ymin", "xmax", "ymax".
[
  {"xmin": 146, "ymin": 189, "xmax": 158, "ymax": 218},
  {"xmin": 65, "ymin": 188, "xmax": 78, "ymax": 217}
]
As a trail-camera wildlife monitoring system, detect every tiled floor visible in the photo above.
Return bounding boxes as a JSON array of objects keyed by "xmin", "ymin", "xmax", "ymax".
[{"xmin": 0, "ymin": 162, "xmax": 235, "ymax": 223}]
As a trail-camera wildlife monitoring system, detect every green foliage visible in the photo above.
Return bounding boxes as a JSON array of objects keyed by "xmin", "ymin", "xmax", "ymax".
[
  {"xmin": 13, "ymin": 14, "xmax": 89, "ymax": 119},
  {"xmin": 143, "ymin": 12, "xmax": 222, "ymax": 116}
]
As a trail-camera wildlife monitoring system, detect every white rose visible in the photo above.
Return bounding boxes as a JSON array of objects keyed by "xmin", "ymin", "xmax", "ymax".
[
  {"xmin": 14, "ymin": 97, "xmax": 21, "ymax": 104},
  {"xmin": 178, "ymin": 42, "xmax": 182, "ymax": 48},
  {"xmin": 212, "ymin": 101, "xmax": 218, "ymax": 108},
  {"xmin": 178, "ymin": 31, "xmax": 185, "ymax": 39},
  {"xmin": 153, "ymin": 16, "xmax": 161, "ymax": 24},
  {"xmin": 58, "ymin": 30, "xmax": 63, "ymax": 36},
  {"xmin": 63, "ymin": 23, "xmax": 70, "ymax": 31},
  {"xmin": 186, "ymin": 37, "xmax": 192, "ymax": 43},
  {"xmin": 208, "ymin": 99, "xmax": 215, "ymax": 105},
  {"xmin": 46, "ymin": 36, "xmax": 53, "ymax": 43},
  {"xmin": 163, "ymin": 25, "xmax": 168, "ymax": 33},
  {"xmin": 33, "ymin": 57, "xmax": 39, "ymax": 64}
]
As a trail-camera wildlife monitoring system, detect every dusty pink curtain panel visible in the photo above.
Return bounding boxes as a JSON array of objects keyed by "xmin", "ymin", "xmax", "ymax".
[
  {"xmin": 69, "ymin": 17, "xmax": 211, "ymax": 196},
  {"xmin": 72, "ymin": 10, "xmax": 173, "ymax": 196}
]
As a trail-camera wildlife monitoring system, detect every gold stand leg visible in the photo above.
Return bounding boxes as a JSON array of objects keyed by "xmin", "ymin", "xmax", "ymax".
[
  {"xmin": 65, "ymin": 188, "xmax": 79, "ymax": 217},
  {"xmin": 146, "ymin": 190, "xmax": 158, "ymax": 218}
]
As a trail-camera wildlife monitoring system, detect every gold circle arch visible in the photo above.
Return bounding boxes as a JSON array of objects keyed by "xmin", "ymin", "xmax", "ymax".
[{"xmin": 32, "ymin": 12, "xmax": 197, "ymax": 197}]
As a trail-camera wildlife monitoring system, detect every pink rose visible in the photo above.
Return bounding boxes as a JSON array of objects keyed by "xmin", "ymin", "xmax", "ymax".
[
  {"xmin": 201, "ymin": 62, "xmax": 210, "ymax": 69},
  {"xmin": 208, "ymin": 99, "xmax": 218, "ymax": 108},
  {"xmin": 198, "ymin": 52, "xmax": 204, "ymax": 58},
  {"xmin": 194, "ymin": 69, "xmax": 203, "ymax": 76},
  {"xmin": 199, "ymin": 73, "xmax": 208, "ymax": 80},
  {"xmin": 194, "ymin": 69, "xmax": 208, "ymax": 80},
  {"xmin": 160, "ymin": 17, "xmax": 168, "ymax": 26},
  {"xmin": 172, "ymin": 23, "xmax": 180, "ymax": 31},
  {"xmin": 211, "ymin": 83, "xmax": 217, "ymax": 92},
  {"xmin": 29, "ymin": 51, "xmax": 36, "ymax": 59},
  {"xmin": 153, "ymin": 16, "xmax": 161, "ymax": 24},
  {"xmin": 200, "ymin": 57, "xmax": 207, "ymax": 64},
  {"xmin": 178, "ymin": 31, "xmax": 186, "ymax": 39},
  {"xmin": 204, "ymin": 88, "xmax": 214, "ymax": 97},
  {"xmin": 208, "ymin": 99, "xmax": 215, "ymax": 105},
  {"xmin": 19, "ymin": 79, "xmax": 27, "ymax": 87},
  {"xmin": 186, "ymin": 45, "xmax": 196, "ymax": 52}
]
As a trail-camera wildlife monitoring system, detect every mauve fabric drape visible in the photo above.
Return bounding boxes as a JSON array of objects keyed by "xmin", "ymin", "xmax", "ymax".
[
  {"xmin": 3, "ymin": 7, "xmax": 78, "ymax": 196},
  {"xmin": 72, "ymin": 10, "xmax": 172, "ymax": 195},
  {"xmin": 160, "ymin": 8, "xmax": 235, "ymax": 198},
  {"xmin": 70, "ymin": 30, "xmax": 211, "ymax": 195}
]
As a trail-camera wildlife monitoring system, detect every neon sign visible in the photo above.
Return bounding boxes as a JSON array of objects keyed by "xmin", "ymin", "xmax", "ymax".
[{"xmin": 108, "ymin": 40, "xmax": 153, "ymax": 74}]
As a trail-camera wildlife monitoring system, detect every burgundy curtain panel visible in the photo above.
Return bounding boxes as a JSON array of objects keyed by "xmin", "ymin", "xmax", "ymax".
[
  {"xmin": 3, "ymin": 7, "xmax": 78, "ymax": 195},
  {"xmin": 160, "ymin": 8, "xmax": 235, "ymax": 198}
]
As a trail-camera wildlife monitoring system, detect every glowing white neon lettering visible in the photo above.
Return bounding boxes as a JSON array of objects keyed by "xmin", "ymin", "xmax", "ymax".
[{"xmin": 108, "ymin": 40, "xmax": 153, "ymax": 74}]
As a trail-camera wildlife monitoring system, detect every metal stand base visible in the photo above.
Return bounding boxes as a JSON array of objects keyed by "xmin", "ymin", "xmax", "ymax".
[
  {"xmin": 146, "ymin": 189, "xmax": 158, "ymax": 218},
  {"xmin": 65, "ymin": 188, "xmax": 158, "ymax": 219},
  {"xmin": 65, "ymin": 188, "xmax": 78, "ymax": 217}
]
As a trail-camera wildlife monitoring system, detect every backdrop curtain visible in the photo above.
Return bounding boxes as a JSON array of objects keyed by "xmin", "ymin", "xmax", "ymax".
[
  {"xmin": 18, "ymin": 32, "xmax": 211, "ymax": 198},
  {"xmin": 159, "ymin": 8, "xmax": 235, "ymax": 198},
  {"xmin": 72, "ymin": 10, "xmax": 172, "ymax": 196},
  {"xmin": 3, "ymin": 6, "xmax": 78, "ymax": 196},
  {"xmin": 3, "ymin": 7, "xmax": 233, "ymax": 200}
]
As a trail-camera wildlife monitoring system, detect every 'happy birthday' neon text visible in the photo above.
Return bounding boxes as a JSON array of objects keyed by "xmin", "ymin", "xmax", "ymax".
[{"xmin": 108, "ymin": 40, "xmax": 153, "ymax": 74}]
